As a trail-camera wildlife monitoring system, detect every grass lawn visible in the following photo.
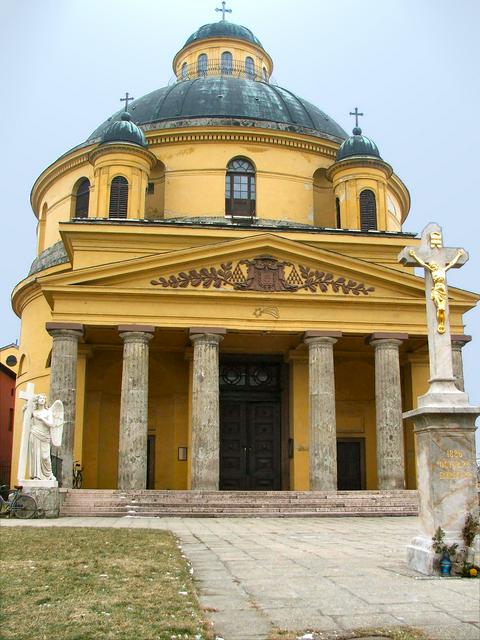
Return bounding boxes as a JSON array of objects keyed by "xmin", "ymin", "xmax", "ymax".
[{"xmin": 0, "ymin": 527, "xmax": 213, "ymax": 640}]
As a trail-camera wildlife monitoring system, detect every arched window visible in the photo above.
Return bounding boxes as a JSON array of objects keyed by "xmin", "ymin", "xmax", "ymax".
[
  {"xmin": 245, "ymin": 56, "xmax": 255, "ymax": 79},
  {"xmin": 359, "ymin": 189, "xmax": 377, "ymax": 231},
  {"xmin": 109, "ymin": 176, "xmax": 129, "ymax": 219},
  {"xmin": 262, "ymin": 67, "xmax": 268, "ymax": 82},
  {"xmin": 221, "ymin": 51, "xmax": 233, "ymax": 75},
  {"xmin": 181, "ymin": 62, "xmax": 188, "ymax": 80},
  {"xmin": 336, "ymin": 197, "xmax": 341, "ymax": 228},
  {"xmin": 74, "ymin": 178, "xmax": 90, "ymax": 218},
  {"xmin": 225, "ymin": 158, "xmax": 256, "ymax": 217},
  {"xmin": 197, "ymin": 53, "xmax": 208, "ymax": 77}
]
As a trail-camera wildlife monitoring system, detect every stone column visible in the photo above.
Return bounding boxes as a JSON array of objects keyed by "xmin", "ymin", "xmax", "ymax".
[
  {"xmin": 304, "ymin": 331, "xmax": 342, "ymax": 490},
  {"xmin": 118, "ymin": 325, "xmax": 155, "ymax": 490},
  {"xmin": 451, "ymin": 335, "xmax": 471, "ymax": 392},
  {"xmin": 46, "ymin": 322, "xmax": 84, "ymax": 488},
  {"xmin": 368, "ymin": 333, "xmax": 408, "ymax": 490},
  {"xmin": 189, "ymin": 327, "xmax": 225, "ymax": 490}
]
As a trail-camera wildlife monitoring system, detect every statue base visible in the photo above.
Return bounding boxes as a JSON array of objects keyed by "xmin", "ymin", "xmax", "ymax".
[
  {"xmin": 20, "ymin": 479, "xmax": 58, "ymax": 488},
  {"xmin": 403, "ymin": 400, "xmax": 479, "ymax": 575}
]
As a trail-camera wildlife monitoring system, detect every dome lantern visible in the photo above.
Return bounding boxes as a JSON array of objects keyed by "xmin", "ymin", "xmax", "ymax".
[{"xmin": 100, "ymin": 94, "xmax": 147, "ymax": 148}]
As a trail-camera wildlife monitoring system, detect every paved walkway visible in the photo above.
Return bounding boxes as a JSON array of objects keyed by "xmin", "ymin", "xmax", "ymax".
[{"xmin": 2, "ymin": 516, "xmax": 479, "ymax": 640}]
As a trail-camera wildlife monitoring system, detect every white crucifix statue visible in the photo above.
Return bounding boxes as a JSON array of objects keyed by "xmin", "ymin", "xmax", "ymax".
[{"xmin": 398, "ymin": 222, "xmax": 469, "ymax": 407}]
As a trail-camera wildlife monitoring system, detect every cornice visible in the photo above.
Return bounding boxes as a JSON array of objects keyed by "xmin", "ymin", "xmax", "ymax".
[
  {"xmin": 88, "ymin": 143, "xmax": 157, "ymax": 168},
  {"xmin": 326, "ymin": 156, "xmax": 393, "ymax": 181},
  {"xmin": 31, "ymin": 146, "xmax": 94, "ymax": 217},
  {"xmin": 146, "ymin": 128, "xmax": 339, "ymax": 158}
]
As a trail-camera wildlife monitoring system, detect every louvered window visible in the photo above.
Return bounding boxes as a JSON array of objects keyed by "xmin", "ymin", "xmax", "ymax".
[
  {"xmin": 336, "ymin": 197, "xmax": 341, "ymax": 228},
  {"xmin": 245, "ymin": 56, "xmax": 255, "ymax": 78},
  {"xmin": 225, "ymin": 158, "xmax": 256, "ymax": 217},
  {"xmin": 181, "ymin": 62, "xmax": 188, "ymax": 80},
  {"xmin": 75, "ymin": 178, "xmax": 90, "ymax": 218},
  {"xmin": 197, "ymin": 53, "xmax": 208, "ymax": 76},
  {"xmin": 109, "ymin": 177, "xmax": 129, "ymax": 219},
  {"xmin": 360, "ymin": 189, "xmax": 377, "ymax": 231},
  {"xmin": 221, "ymin": 51, "xmax": 233, "ymax": 75}
]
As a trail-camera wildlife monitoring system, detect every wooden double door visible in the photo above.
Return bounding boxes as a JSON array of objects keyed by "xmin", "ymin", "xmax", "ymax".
[{"xmin": 219, "ymin": 359, "xmax": 283, "ymax": 491}]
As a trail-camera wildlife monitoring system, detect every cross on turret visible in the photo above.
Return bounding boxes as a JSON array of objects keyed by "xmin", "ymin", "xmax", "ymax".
[
  {"xmin": 215, "ymin": 1, "xmax": 232, "ymax": 21},
  {"xmin": 120, "ymin": 92, "xmax": 134, "ymax": 112},
  {"xmin": 349, "ymin": 107, "xmax": 364, "ymax": 128}
]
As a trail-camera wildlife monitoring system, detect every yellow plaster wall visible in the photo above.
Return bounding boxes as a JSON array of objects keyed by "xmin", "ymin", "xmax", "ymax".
[
  {"xmin": 82, "ymin": 348, "xmax": 189, "ymax": 490},
  {"xmin": 289, "ymin": 355, "xmax": 309, "ymax": 490},
  {"xmin": 335, "ymin": 357, "xmax": 377, "ymax": 489}
]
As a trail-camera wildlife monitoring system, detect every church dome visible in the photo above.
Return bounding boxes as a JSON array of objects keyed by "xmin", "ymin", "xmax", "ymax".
[
  {"xmin": 100, "ymin": 111, "xmax": 147, "ymax": 147},
  {"xmin": 336, "ymin": 127, "xmax": 380, "ymax": 161},
  {"xmin": 88, "ymin": 77, "xmax": 347, "ymax": 142},
  {"xmin": 184, "ymin": 21, "xmax": 264, "ymax": 49}
]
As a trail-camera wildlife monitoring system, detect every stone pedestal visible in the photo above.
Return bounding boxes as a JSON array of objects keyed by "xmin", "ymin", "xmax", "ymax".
[
  {"xmin": 368, "ymin": 334, "xmax": 407, "ymax": 490},
  {"xmin": 22, "ymin": 487, "xmax": 65, "ymax": 518},
  {"xmin": 405, "ymin": 404, "xmax": 479, "ymax": 574},
  {"xmin": 118, "ymin": 325, "xmax": 155, "ymax": 490},
  {"xmin": 304, "ymin": 331, "xmax": 341, "ymax": 490},
  {"xmin": 189, "ymin": 328, "xmax": 225, "ymax": 490},
  {"xmin": 46, "ymin": 323, "xmax": 84, "ymax": 488}
]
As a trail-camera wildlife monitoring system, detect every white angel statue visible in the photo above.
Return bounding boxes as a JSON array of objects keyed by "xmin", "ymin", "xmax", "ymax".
[{"xmin": 24, "ymin": 393, "xmax": 64, "ymax": 481}]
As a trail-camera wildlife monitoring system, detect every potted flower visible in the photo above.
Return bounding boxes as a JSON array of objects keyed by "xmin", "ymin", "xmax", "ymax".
[
  {"xmin": 432, "ymin": 527, "xmax": 458, "ymax": 575},
  {"xmin": 460, "ymin": 512, "xmax": 480, "ymax": 577}
]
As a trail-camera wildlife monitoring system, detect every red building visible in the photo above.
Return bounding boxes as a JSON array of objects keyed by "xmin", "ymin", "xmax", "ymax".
[{"xmin": 0, "ymin": 362, "xmax": 16, "ymax": 486}]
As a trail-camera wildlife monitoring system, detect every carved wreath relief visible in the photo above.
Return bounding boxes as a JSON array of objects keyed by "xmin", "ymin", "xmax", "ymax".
[{"xmin": 151, "ymin": 255, "xmax": 375, "ymax": 295}]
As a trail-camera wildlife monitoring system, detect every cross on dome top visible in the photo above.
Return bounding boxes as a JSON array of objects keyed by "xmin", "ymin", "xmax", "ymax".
[
  {"xmin": 215, "ymin": 1, "xmax": 232, "ymax": 21},
  {"xmin": 349, "ymin": 107, "xmax": 364, "ymax": 134},
  {"xmin": 120, "ymin": 92, "xmax": 134, "ymax": 112}
]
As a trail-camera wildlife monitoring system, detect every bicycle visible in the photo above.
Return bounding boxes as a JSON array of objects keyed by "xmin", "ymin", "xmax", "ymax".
[
  {"xmin": 0, "ymin": 485, "xmax": 39, "ymax": 518},
  {"xmin": 73, "ymin": 461, "xmax": 83, "ymax": 489}
]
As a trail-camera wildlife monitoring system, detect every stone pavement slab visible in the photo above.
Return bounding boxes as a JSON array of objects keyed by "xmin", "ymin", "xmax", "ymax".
[{"xmin": 2, "ymin": 516, "xmax": 479, "ymax": 640}]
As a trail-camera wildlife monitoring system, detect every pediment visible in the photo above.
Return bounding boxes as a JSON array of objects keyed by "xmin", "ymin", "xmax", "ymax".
[{"xmin": 38, "ymin": 233, "xmax": 476, "ymax": 303}]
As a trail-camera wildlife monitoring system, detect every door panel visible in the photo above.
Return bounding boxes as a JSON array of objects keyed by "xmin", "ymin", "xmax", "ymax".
[
  {"xmin": 220, "ymin": 400, "xmax": 281, "ymax": 490},
  {"xmin": 336, "ymin": 439, "xmax": 365, "ymax": 490}
]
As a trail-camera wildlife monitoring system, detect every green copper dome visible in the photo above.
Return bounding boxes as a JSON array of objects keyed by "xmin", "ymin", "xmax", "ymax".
[
  {"xmin": 184, "ymin": 22, "xmax": 263, "ymax": 49},
  {"xmin": 100, "ymin": 111, "xmax": 147, "ymax": 147},
  {"xmin": 89, "ymin": 77, "xmax": 347, "ymax": 143},
  {"xmin": 336, "ymin": 127, "xmax": 380, "ymax": 161}
]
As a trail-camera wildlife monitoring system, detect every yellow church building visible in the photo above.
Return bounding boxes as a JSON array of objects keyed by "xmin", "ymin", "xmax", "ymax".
[{"xmin": 10, "ymin": 17, "xmax": 478, "ymax": 496}]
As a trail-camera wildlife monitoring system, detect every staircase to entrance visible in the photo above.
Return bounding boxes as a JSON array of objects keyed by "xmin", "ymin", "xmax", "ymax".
[{"xmin": 60, "ymin": 489, "xmax": 419, "ymax": 517}]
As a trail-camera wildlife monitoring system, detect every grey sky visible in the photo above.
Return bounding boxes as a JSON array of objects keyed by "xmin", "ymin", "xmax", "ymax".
[{"xmin": 1, "ymin": 0, "xmax": 479, "ymax": 446}]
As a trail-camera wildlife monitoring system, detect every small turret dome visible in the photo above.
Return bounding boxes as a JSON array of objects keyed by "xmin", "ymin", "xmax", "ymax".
[
  {"xmin": 100, "ymin": 111, "xmax": 147, "ymax": 147},
  {"xmin": 336, "ymin": 127, "xmax": 381, "ymax": 161},
  {"xmin": 184, "ymin": 22, "xmax": 264, "ymax": 49}
]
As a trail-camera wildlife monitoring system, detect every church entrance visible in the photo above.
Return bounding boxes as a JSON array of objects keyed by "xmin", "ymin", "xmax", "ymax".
[{"xmin": 219, "ymin": 358, "xmax": 284, "ymax": 490}]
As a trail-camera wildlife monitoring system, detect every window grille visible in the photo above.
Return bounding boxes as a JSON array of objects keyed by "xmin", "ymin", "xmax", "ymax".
[
  {"xmin": 75, "ymin": 178, "xmax": 90, "ymax": 218},
  {"xmin": 245, "ymin": 56, "xmax": 255, "ymax": 78},
  {"xmin": 109, "ymin": 177, "xmax": 129, "ymax": 219},
  {"xmin": 221, "ymin": 51, "xmax": 233, "ymax": 75},
  {"xmin": 359, "ymin": 189, "xmax": 377, "ymax": 231},
  {"xmin": 225, "ymin": 158, "xmax": 256, "ymax": 217},
  {"xmin": 197, "ymin": 53, "xmax": 208, "ymax": 76}
]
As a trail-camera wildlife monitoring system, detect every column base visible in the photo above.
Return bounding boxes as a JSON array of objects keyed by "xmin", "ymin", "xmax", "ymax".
[{"xmin": 407, "ymin": 536, "xmax": 438, "ymax": 575}]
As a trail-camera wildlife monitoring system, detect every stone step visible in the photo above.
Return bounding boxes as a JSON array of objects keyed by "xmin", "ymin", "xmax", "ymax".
[{"xmin": 60, "ymin": 489, "xmax": 419, "ymax": 518}]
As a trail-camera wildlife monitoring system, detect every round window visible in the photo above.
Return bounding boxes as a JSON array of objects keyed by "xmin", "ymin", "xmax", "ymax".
[{"xmin": 6, "ymin": 355, "xmax": 17, "ymax": 367}]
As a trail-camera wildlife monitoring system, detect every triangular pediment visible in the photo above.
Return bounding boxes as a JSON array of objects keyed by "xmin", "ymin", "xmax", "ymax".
[{"xmin": 38, "ymin": 233, "xmax": 477, "ymax": 303}]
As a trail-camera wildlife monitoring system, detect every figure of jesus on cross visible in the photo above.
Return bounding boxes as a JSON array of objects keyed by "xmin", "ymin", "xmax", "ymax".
[{"xmin": 399, "ymin": 222, "xmax": 469, "ymax": 404}]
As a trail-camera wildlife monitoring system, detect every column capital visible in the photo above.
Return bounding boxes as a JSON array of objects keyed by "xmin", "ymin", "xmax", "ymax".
[
  {"xmin": 367, "ymin": 332, "xmax": 408, "ymax": 347},
  {"xmin": 189, "ymin": 327, "xmax": 226, "ymax": 345},
  {"xmin": 46, "ymin": 322, "xmax": 84, "ymax": 339},
  {"xmin": 451, "ymin": 334, "xmax": 472, "ymax": 348},
  {"xmin": 118, "ymin": 324, "xmax": 155, "ymax": 334},
  {"xmin": 304, "ymin": 331, "xmax": 342, "ymax": 347}
]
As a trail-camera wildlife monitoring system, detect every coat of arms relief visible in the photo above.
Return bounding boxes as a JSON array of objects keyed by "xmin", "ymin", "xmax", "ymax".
[{"xmin": 151, "ymin": 255, "xmax": 375, "ymax": 296}]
